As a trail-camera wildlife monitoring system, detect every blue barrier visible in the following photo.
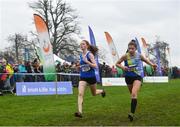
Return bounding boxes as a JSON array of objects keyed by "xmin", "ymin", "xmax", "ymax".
[{"xmin": 16, "ymin": 82, "xmax": 73, "ymax": 96}]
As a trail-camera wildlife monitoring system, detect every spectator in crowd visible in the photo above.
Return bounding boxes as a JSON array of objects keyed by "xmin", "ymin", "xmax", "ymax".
[
  {"xmin": 17, "ymin": 60, "xmax": 27, "ymax": 82},
  {"xmin": 106, "ymin": 65, "xmax": 112, "ymax": 77},
  {"xmin": 56, "ymin": 62, "xmax": 62, "ymax": 81},
  {"xmin": 172, "ymin": 66, "xmax": 179, "ymax": 78},
  {"xmin": 0, "ymin": 59, "xmax": 6, "ymax": 95},
  {"xmin": 24, "ymin": 61, "xmax": 34, "ymax": 82},
  {"xmin": 74, "ymin": 61, "xmax": 80, "ymax": 72},
  {"xmin": 70, "ymin": 61, "xmax": 79, "ymax": 87},
  {"xmin": 61, "ymin": 62, "xmax": 71, "ymax": 81},
  {"xmin": 101, "ymin": 62, "xmax": 106, "ymax": 77},
  {"xmin": 111, "ymin": 65, "xmax": 118, "ymax": 77},
  {"xmin": 0, "ymin": 58, "xmax": 14, "ymax": 93},
  {"xmin": 32, "ymin": 58, "xmax": 45, "ymax": 82}
]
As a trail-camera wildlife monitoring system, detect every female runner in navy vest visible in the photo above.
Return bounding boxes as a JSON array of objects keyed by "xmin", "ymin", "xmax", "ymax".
[
  {"xmin": 116, "ymin": 40, "xmax": 157, "ymax": 121},
  {"xmin": 75, "ymin": 40, "xmax": 106, "ymax": 118}
]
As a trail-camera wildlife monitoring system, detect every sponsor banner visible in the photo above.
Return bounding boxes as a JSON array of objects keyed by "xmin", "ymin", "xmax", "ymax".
[
  {"xmin": 143, "ymin": 76, "xmax": 168, "ymax": 83},
  {"xmin": 102, "ymin": 78, "xmax": 126, "ymax": 86},
  {"xmin": 102, "ymin": 76, "xmax": 168, "ymax": 86},
  {"xmin": 16, "ymin": 82, "xmax": 73, "ymax": 96}
]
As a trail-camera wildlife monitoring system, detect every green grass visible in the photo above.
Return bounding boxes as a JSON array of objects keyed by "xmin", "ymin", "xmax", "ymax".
[{"xmin": 0, "ymin": 79, "xmax": 180, "ymax": 126}]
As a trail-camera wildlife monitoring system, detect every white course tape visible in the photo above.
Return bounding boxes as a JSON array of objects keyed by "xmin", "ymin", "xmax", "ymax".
[{"xmin": 0, "ymin": 72, "xmax": 80, "ymax": 76}]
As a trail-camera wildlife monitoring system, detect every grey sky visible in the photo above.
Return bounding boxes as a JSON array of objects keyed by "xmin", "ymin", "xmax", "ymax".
[{"xmin": 0, "ymin": 0, "xmax": 180, "ymax": 66}]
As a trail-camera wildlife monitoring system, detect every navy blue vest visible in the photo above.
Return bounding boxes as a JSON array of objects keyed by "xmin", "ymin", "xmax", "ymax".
[{"xmin": 80, "ymin": 51, "xmax": 95, "ymax": 78}]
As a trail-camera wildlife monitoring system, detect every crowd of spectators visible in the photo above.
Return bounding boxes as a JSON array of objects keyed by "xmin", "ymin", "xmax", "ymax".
[{"xmin": 0, "ymin": 57, "xmax": 178, "ymax": 95}]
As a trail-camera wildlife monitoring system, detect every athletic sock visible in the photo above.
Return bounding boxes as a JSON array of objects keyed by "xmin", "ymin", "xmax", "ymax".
[{"xmin": 131, "ymin": 98, "xmax": 137, "ymax": 114}]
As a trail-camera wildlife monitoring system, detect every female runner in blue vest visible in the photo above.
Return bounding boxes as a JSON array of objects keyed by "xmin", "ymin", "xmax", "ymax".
[
  {"xmin": 116, "ymin": 40, "xmax": 157, "ymax": 121},
  {"xmin": 75, "ymin": 40, "xmax": 106, "ymax": 118}
]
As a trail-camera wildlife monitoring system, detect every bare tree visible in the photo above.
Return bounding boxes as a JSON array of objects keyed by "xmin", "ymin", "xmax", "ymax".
[
  {"xmin": 8, "ymin": 34, "xmax": 26, "ymax": 62},
  {"xmin": 0, "ymin": 47, "xmax": 15, "ymax": 63},
  {"xmin": 147, "ymin": 41, "xmax": 169, "ymax": 68},
  {"xmin": 29, "ymin": 0, "xmax": 81, "ymax": 58},
  {"xmin": 7, "ymin": 33, "xmax": 37, "ymax": 62}
]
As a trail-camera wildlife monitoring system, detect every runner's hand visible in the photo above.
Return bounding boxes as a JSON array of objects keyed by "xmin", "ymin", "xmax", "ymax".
[{"xmin": 152, "ymin": 64, "xmax": 157, "ymax": 70}]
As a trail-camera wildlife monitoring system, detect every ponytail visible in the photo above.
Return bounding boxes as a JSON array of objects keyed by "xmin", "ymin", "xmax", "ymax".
[{"xmin": 88, "ymin": 45, "xmax": 98, "ymax": 56}]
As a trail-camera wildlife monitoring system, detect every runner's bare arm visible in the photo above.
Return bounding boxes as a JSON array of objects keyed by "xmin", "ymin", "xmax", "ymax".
[
  {"xmin": 140, "ymin": 54, "xmax": 157, "ymax": 68},
  {"xmin": 116, "ymin": 54, "xmax": 128, "ymax": 71}
]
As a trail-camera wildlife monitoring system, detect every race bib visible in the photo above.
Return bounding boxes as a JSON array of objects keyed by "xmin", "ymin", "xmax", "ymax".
[
  {"xmin": 128, "ymin": 64, "xmax": 137, "ymax": 71},
  {"xmin": 81, "ymin": 64, "xmax": 91, "ymax": 72}
]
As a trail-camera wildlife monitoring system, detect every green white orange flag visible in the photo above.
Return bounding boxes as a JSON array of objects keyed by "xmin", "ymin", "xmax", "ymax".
[
  {"xmin": 34, "ymin": 14, "xmax": 56, "ymax": 81},
  {"xmin": 141, "ymin": 37, "xmax": 149, "ymax": 59},
  {"xmin": 104, "ymin": 32, "xmax": 119, "ymax": 65}
]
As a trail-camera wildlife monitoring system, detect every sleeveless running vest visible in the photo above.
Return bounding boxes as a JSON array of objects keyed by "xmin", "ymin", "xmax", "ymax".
[
  {"xmin": 124, "ymin": 52, "xmax": 143, "ymax": 77},
  {"xmin": 80, "ymin": 51, "xmax": 95, "ymax": 78}
]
